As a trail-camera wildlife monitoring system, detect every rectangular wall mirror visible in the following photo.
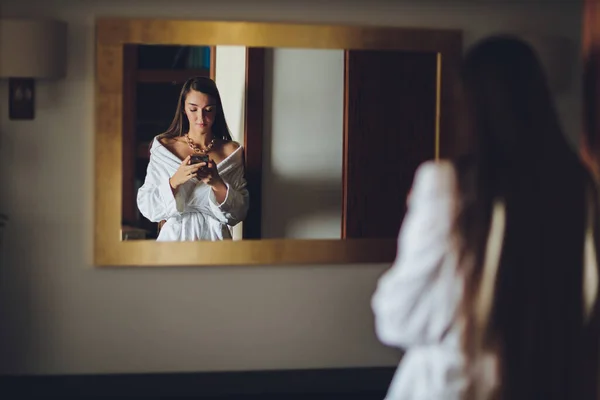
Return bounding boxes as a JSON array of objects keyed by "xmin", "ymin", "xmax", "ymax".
[{"xmin": 95, "ymin": 18, "xmax": 462, "ymax": 266}]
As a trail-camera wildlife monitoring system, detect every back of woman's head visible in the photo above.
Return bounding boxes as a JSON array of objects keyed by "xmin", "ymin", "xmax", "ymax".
[
  {"xmin": 456, "ymin": 35, "xmax": 598, "ymax": 400},
  {"xmin": 583, "ymin": 47, "xmax": 600, "ymax": 177},
  {"xmin": 460, "ymin": 35, "xmax": 571, "ymax": 169}
]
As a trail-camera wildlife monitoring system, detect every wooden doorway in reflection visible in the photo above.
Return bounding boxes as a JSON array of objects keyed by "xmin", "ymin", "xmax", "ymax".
[{"xmin": 342, "ymin": 49, "xmax": 459, "ymax": 239}]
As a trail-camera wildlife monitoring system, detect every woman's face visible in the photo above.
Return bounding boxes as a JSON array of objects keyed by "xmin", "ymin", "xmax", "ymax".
[{"xmin": 184, "ymin": 89, "xmax": 216, "ymax": 134}]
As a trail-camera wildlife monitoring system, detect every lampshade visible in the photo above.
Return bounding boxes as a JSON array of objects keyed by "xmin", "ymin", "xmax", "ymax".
[{"xmin": 0, "ymin": 18, "xmax": 67, "ymax": 79}]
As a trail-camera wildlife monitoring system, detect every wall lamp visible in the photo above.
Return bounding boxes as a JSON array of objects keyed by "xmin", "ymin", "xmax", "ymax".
[{"xmin": 0, "ymin": 18, "xmax": 67, "ymax": 120}]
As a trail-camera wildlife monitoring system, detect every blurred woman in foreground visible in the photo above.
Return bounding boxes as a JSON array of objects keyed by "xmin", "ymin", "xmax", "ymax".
[{"xmin": 372, "ymin": 35, "xmax": 600, "ymax": 399}]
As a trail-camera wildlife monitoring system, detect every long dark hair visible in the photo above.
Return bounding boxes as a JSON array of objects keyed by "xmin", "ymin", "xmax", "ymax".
[
  {"xmin": 455, "ymin": 35, "xmax": 599, "ymax": 399},
  {"xmin": 157, "ymin": 76, "xmax": 233, "ymax": 141},
  {"xmin": 584, "ymin": 47, "xmax": 600, "ymax": 162}
]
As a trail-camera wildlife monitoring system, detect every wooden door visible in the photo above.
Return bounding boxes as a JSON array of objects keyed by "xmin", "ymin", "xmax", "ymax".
[
  {"xmin": 243, "ymin": 47, "xmax": 265, "ymax": 239},
  {"xmin": 122, "ymin": 45, "xmax": 138, "ymax": 227},
  {"xmin": 342, "ymin": 50, "xmax": 441, "ymax": 239}
]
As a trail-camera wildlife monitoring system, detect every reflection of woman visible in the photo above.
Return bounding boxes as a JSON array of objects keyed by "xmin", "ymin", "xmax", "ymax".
[
  {"xmin": 137, "ymin": 77, "xmax": 249, "ymax": 241},
  {"xmin": 371, "ymin": 36, "xmax": 600, "ymax": 399}
]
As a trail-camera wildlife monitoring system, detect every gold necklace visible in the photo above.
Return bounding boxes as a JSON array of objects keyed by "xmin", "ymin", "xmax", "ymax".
[{"xmin": 185, "ymin": 134, "xmax": 215, "ymax": 154}]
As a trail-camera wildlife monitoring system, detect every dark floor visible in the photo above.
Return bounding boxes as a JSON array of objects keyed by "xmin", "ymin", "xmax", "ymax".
[
  {"xmin": 0, "ymin": 367, "xmax": 393, "ymax": 399},
  {"xmin": 161, "ymin": 394, "xmax": 385, "ymax": 399},
  {"xmin": 1, "ymin": 394, "xmax": 385, "ymax": 399}
]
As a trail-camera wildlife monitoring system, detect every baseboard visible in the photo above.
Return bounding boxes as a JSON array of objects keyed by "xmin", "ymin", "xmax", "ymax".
[{"xmin": 0, "ymin": 366, "xmax": 395, "ymax": 398}]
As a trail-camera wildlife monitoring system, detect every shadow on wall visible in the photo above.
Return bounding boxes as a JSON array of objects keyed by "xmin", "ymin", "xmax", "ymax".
[
  {"xmin": 259, "ymin": 49, "xmax": 344, "ymax": 239},
  {"xmin": 260, "ymin": 174, "xmax": 343, "ymax": 239},
  {"xmin": 0, "ymin": 213, "xmax": 36, "ymax": 374},
  {"xmin": 0, "ymin": 213, "xmax": 7, "ymax": 248}
]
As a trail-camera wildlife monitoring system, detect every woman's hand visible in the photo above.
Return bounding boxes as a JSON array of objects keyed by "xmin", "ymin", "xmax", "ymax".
[
  {"xmin": 197, "ymin": 159, "xmax": 228, "ymax": 203},
  {"xmin": 169, "ymin": 155, "xmax": 203, "ymax": 191},
  {"xmin": 196, "ymin": 160, "xmax": 225, "ymax": 188}
]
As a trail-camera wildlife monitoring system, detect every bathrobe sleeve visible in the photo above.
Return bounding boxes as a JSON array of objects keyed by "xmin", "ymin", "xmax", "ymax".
[
  {"xmin": 136, "ymin": 153, "xmax": 185, "ymax": 222},
  {"xmin": 207, "ymin": 157, "xmax": 249, "ymax": 227},
  {"xmin": 371, "ymin": 160, "xmax": 461, "ymax": 349}
]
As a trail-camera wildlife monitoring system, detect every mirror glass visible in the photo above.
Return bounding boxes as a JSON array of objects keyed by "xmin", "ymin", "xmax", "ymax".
[{"xmin": 121, "ymin": 44, "xmax": 439, "ymax": 242}]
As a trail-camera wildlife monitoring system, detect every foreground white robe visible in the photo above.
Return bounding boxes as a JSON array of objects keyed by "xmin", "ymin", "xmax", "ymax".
[
  {"xmin": 371, "ymin": 160, "xmax": 599, "ymax": 400},
  {"xmin": 137, "ymin": 137, "xmax": 249, "ymax": 241}
]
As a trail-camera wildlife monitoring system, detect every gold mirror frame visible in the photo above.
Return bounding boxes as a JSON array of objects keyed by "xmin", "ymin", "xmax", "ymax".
[{"xmin": 94, "ymin": 18, "xmax": 462, "ymax": 266}]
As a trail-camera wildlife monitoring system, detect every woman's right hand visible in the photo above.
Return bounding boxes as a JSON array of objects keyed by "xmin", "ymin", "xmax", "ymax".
[{"xmin": 169, "ymin": 155, "xmax": 203, "ymax": 190}]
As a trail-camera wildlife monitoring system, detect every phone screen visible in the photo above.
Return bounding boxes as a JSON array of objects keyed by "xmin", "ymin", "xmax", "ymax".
[{"xmin": 190, "ymin": 154, "xmax": 209, "ymax": 165}]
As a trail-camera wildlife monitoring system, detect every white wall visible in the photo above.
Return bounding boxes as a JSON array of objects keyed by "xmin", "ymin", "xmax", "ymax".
[
  {"xmin": 215, "ymin": 45, "xmax": 246, "ymax": 240},
  {"xmin": 0, "ymin": 0, "xmax": 583, "ymax": 375},
  {"xmin": 216, "ymin": 46, "xmax": 345, "ymax": 240},
  {"xmin": 262, "ymin": 48, "xmax": 344, "ymax": 239},
  {"xmin": 215, "ymin": 45, "xmax": 247, "ymax": 144}
]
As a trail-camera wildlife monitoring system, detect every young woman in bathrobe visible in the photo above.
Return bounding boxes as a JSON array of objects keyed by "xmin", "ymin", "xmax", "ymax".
[
  {"xmin": 371, "ymin": 36, "xmax": 600, "ymax": 400},
  {"xmin": 137, "ymin": 77, "xmax": 249, "ymax": 241}
]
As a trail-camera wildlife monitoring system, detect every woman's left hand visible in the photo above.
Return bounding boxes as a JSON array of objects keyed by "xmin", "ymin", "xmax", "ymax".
[{"xmin": 196, "ymin": 160, "xmax": 226, "ymax": 189}]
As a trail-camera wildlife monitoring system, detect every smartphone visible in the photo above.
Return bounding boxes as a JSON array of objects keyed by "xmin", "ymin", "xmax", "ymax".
[{"xmin": 190, "ymin": 154, "xmax": 209, "ymax": 165}]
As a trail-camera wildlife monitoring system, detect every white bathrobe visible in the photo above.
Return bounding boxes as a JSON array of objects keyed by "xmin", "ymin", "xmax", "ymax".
[
  {"xmin": 371, "ymin": 161, "xmax": 472, "ymax": 400},
  {"xmin": 136, "ymin": 137, "xmax": 249, "ymax": 241},
  {"xmin": 371, "ymin": 160, "xmax": 599, "ymax": 400}
]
